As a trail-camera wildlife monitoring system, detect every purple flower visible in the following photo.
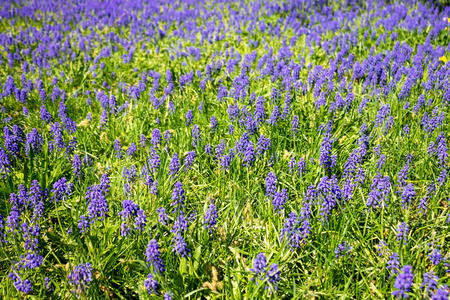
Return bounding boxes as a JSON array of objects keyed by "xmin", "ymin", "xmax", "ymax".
[
  {"xmin": 272, "ymin": 188, "xmax": 288, "ymax": 212},
  {"xmin": 45, "ymin": 277, "xmax": 53, "ymax": 292},
  {"xmin": 8, "ymin": 272, "xmax": 32, "ymax": 294},
  {"xmin": 281, "ymin": 209, "xmax": 311, "ymax": 250},
  {"xmin": 375, "ymin": 240, "xmax": 390, "ymax": 257},
  {"xmin": 157, "ymin": 207, "xmax": 168, "ymax": 225},
  {"xmin": 267, "ymin": 105, "xmax": 280, "ymax": 126},
  {"xmin": 265, "ymin": 172, "xmax": 277, "ymax": 199},
  {"xmin": 210, "ymin": 116, "xmax": 218, "ymax": 132},
  {"xmin": 249, "ymin": 253, "xmax": 281, "ymax": 290},
  {"xmin": 184, "ymin": 151, "xmax": 196, "ymax": 171},
  {"xmin": 402, "ymin": 125, "xmax": 410, "ymax": 137},
  {"xmin": 100, "ymin": 110, "xmax": 108, "ymax": 130},
  {"xmin": 433, "ymin": 286, "xmax": 449, "ymax": 299},
  {"xmin": 319, "ymin": 134, "xmax": 335, "ymax": 171},
  {"xmin": 192, "ymin": 125, "xmax": 201, "ymax": 148},
  {"xmin": 205, "ymin": 144, "xmax": 212, "ymax": 155},
  {"xmin": 291, "ymin": 115, "xmax": 299, "ymax": 135},
  {"xmin": 374, "ymin": 104, "xmax": 391, "ymax": 127},
  {"xmin": 315, "ymin": 93, "xmax": 326, "ymax": 110},
  {"xmin": 172, "ymin": 233, "xmax": 190, "ymax": 257},
  {"xmin": 50, "ymin": 177, "xmax": 73, "ymax": 203},
  {"xmin": 151, "ymin": 129, "xmax": 162, "ymax": 147},
  {"xmin": 334, "ymin": 241, "xmax": 353, "ymax": 259},
  {"xmin": 0, "ymin": 148, "xmax": 11, "ymax": 177},
  {"xmin": 266, "ymin": 263, "xmax": 281, "ymax": 290},
  {"xmin": 428, "ymin": 246, "xmax": 443, "ymax": 265},
  {"xmin": 164, "ymin": 130, "xmax": 172, "ymax": 143},
  {"xmin": 68, "ymin": 263, "xmax": 93, "ymax": 297},
  {"xmin": 250, "ymin": 253, "xmax": 267, "ymax": 284},
  {"xmin": 40, "ymin": 105, "xmax": 53, "ymax": 124},
  {"xmin": 256, "ymin": 135, "xmax": 271, "ymax": 158},
  {"xmin": 397, "ymin": 222, "xmax": 409, "ymax": 245},
  {"xmin": 255, "ymin": 96, "xmax": 266, "ymax": 124},
  {"xmin": 401, "ymin": 184, "xmax": 415, "ymax": 208},
  {"xmin": 383, "ymin": 116, "xmax": 394, "ymax": 135},
  {"xmin": 149, "ymin": 148, "xmax": 161, "ymax": 173},
  {"xmin": 243, "ymin": 142, "xmax": 255, "ymax": 167},
  {"xmin": 392, "ymin": 265, "xmax": 414, "ymax": 299},
  {"xmin": 171, "ymin": 182, "xmax": 185, "ymax": 208},
  {"xmin": 140, "ymin": 134, "xmax": 146, "ymax": 148},
  {"xmin": 169, "ymin": 153, "xmax": 180, "ymax": 178},
  {"xmin": 25, "ymin": 129, "xmax": 43, "ymax": 157},
  {"xmin": 78, "ymin": 215, "xmax": 89, "ymax": 233},
  {"xmin": 204, "ymin": 201, "xmax": 218, "ymax": 233},
  {"xmin": 144, "ymin": 273, "xmax": 159, "ymax": 295},
  {"xmin": 228, "ymin": 104, "xmax": 239, "ymax": 121},
  {"xmin": 436, "ymin": 132, "xmax": 448, "ymax": 166},
  {"xmin": 84, "ymin": 183, "xmax": 110, "ymax": 227},
  {"xmin": 118, "ymin": 200, "xmax": 147, "ymax": 236},
  {"xmin": 72, "ymin": 154, "xmax": 83, "ymax": 180},
  {"xmin": 4, "ymin": 126, "xmax": 23, "ymax": 157},
  {"xmin": 316, "ymin": 176, "xmax": 342, "ymax": 222},
  {"xmin": 186, "ymin": 109, "xmax": 193, "ymax": 126},
  {"xmin": 146, "ymin": 239, "xmax": 165, "ymax": 274},
  {"xmin": 367, "ymin": 173, "xmax": 391, "ymax": 211},
  {"xmin": 114, "ymin": 140, "xmax": 122, "ymax": 159},
  {"xmin": 421, "ymin": 271, "xmax": 438, "ymax": 294},
  {"xmin": 122, "ymin": 165, "xmax": 137, "ymax": 182},
  {"xmin": 387, "ymin": 253, "xmax": 400, "ymax": 277},
  {"xmin": 127, "ymin": 143, "xmax": 137, "ymax": 157},
  {"xmin": 228, "ymin": 124, "xmax": 234, "ymax": 135}
]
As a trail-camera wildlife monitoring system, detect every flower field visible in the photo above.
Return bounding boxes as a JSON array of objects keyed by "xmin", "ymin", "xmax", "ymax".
[{"xmin": 1, "ymin": 0, "xmax": 450, "ymax": 298}]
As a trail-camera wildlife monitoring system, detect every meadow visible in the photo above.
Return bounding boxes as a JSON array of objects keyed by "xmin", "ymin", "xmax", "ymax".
[{"xmin": 0, "ymin": 0, "xmax": 450, "ymax": 298}]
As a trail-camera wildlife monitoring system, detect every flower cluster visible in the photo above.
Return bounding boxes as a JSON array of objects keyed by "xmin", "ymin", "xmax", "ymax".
[{"xmin": 250, "ymin": 253, "xmax": 281, "ymax": 291}]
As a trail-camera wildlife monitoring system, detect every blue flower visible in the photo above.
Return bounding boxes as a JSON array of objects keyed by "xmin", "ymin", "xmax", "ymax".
[
  {"xmin": 334, "ymin": 241, "xmax": 353, "ymax": 259},
  {"xmin": 50, "ymin": 177, "xmax": 73, "ymax": 203},
  {"xmin": 421, "ymin": 271, "xmax": 438, "ymax": 295},
  {"xmin": 204, "ymin": 201, "xmax": 218, "ymax": 233},
  {"xmin": 151, "ymin": 129, "xmax": 162, "ymax": 147},
  {"xmin": 68, "ymin": 263, "xmax": 93, "ymax": 297},
  {"xmin": 146, "ymin": 239, "xmax": 165, "ymax": 274},
  {"xmin": 127, "ymin": 143, "xmax": 137, "ymax": 157},
  {"xmin": 250, "ymin": 253, "xmax": 267, "ymax": 284},
  {"xmin": 169, "ymin": 153, "xmax": 180, "ymax": 179},
  {"xmin": 387, "ymin": 253, "xmax": 400, "ymax": 277},
  {"xmin": 144, "ymin": 273, "xmax": 159, "ymax": 295},
  {"xmin": 208, "ymin": 113, "xmax": 217, "ymax": 131},
  {"xmin": 114, "ymin": 140, "xmax": 122, "ymax": 159},
  {"xmin": 265, "ymin": 172, "xmax": 277, "ymax": 199},
  {"xmin": 396, "ymin": 222, "xmax": 409, "ymax": 245},
  {"xmin": 192, "ymin": 125, "xmax": 201, "ymax": 148},
  {"xmin": 171, "ymin": 182, "xmax": 185, "ymax": 208},
  {"xmin": 392, "ymin": 265, "xmax": 414, "ymax": 299},
  {"xmin": 186, "ymin": 109, "xmax": 193, "ymax": 125}
]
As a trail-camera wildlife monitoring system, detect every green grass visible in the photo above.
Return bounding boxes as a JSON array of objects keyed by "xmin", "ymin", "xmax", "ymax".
[{"xmin": 1, "ymin": 0, "xmax": 450, "ymax": 299}]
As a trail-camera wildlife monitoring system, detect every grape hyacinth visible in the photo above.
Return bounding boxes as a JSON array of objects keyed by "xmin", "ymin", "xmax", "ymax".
[
  {"xmin": 146, "ymin": 239, "xmax": 165, "ymax": 274},
  {"xmin": 68, "ymin": 263, "xmax": 93, "ymax": 297},
  {"xmin": 387, "ymin": 253, "xmax": 400, "ymax": 277},
  {"xmin": 392, "ymin": 265, "xmax": 414, "ymax": 299},
  {"xmin": 250, "ymin": 253, "xmax": 281, "ymax": 291},
  {"xmin": 334, "ymin": 241, "xmax": 353, "ymax": 259},
  {"xmin": 421, "ymin": 271, "xmax": 438, "ymax": 294},
  {"xmin": 144, "ymin": 273, "xmax": 159, "ymax": 295},
  {"xmin": 204, "ymin": 201, "xmax": 218, "ymax": 233},
  {"xmin": 397, "ymin": 222, "xmax": 409, "ymax": 245},
  {"xmin": 118, "ymin": 200, "xmax": 147, "ymax": 236}
]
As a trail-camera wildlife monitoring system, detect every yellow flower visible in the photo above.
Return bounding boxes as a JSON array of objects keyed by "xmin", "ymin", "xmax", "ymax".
[{"xmin": 440, "ymin": 56, "xmax": 448, "ymax": 63}]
